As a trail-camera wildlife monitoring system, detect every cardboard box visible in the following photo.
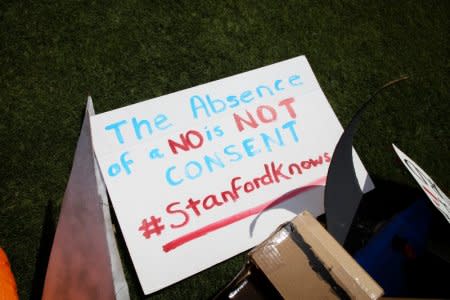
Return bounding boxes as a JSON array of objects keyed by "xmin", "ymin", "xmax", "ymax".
[{"xmin": 215, "ymin": 211, "xmax": 383, "ymax": 299}]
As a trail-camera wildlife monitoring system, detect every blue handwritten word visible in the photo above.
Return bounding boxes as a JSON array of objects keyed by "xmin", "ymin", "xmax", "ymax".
[
  {"xmin": 149, "ymin": 148, "xmax": 165, "ymax": 160},
  {"xmin": 190, "ymin": 75, "xmax": 302, "ymax": 120},
  {"xmin": 108, "ymin": 152, "xmax": 134, "ymax": 177},
  {"xmin": 105, "ymin": 114, "xmax": 172, "ymax": 145}
]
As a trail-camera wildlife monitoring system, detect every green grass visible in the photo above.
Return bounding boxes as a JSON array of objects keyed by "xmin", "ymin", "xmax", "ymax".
[{"xmin": 0, "ymin": 1, "xmax": 448, "ymax": 299}]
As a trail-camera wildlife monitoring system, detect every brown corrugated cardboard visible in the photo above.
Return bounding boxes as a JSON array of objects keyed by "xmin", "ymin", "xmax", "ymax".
[
  {"xmin": 250, "ymin": 224, "xmax": 339, "ymax": 299},
  {"xmin": 215, "ymin": 210, "xmax": 383, "ymax": 299}
]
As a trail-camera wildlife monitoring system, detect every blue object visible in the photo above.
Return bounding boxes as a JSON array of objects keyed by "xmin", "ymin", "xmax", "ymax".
[{"xmin": 354, "ymin": 199, "xmax": 431, "ymax": 296}]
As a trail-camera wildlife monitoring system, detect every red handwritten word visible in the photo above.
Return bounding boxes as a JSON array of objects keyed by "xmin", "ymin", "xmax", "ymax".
[
  {"xmin": 168, "ymin": 130, "xmax": 203, "ymax": 154},
  {"xmin": 234, "ymin": 97, "xmax": 296, "ymax": 132},
  {"xmin": 167, "ymin": 126, "xmax": 224, "ymax": 155},
  {"xmin": 163, "ymin": 176, "xmax": 327, "ymax": 252}
]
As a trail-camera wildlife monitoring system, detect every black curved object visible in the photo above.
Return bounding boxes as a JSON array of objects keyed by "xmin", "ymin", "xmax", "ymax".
[{"xmin": 324, "ymin": 76, "xmax": 409, "ymax": 245}]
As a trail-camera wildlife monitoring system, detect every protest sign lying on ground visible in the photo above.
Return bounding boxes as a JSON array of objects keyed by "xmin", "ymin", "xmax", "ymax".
[{"xmin": 90, "ymin": 56, "xmax": 373, "ymax": 294}]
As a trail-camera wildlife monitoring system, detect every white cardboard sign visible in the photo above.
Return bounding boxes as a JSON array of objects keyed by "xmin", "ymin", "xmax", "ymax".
[
  {"xmin": 90, "ymin": 56, "xmax": 373, "ymax": 294},
  {"xmin": 393, "ymin": 144, "xmax": 450, "ymax": 223}
]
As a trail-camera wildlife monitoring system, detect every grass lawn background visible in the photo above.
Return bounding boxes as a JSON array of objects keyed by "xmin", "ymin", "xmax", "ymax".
[{"xmin": 0, "ymin": 1, "xmax": 448, "ymax": 299}]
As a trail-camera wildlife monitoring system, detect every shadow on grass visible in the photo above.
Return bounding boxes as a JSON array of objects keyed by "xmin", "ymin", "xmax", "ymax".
[{"xmin": 30, "ymin": 200, "xmax": 57, "ymax": 300}]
